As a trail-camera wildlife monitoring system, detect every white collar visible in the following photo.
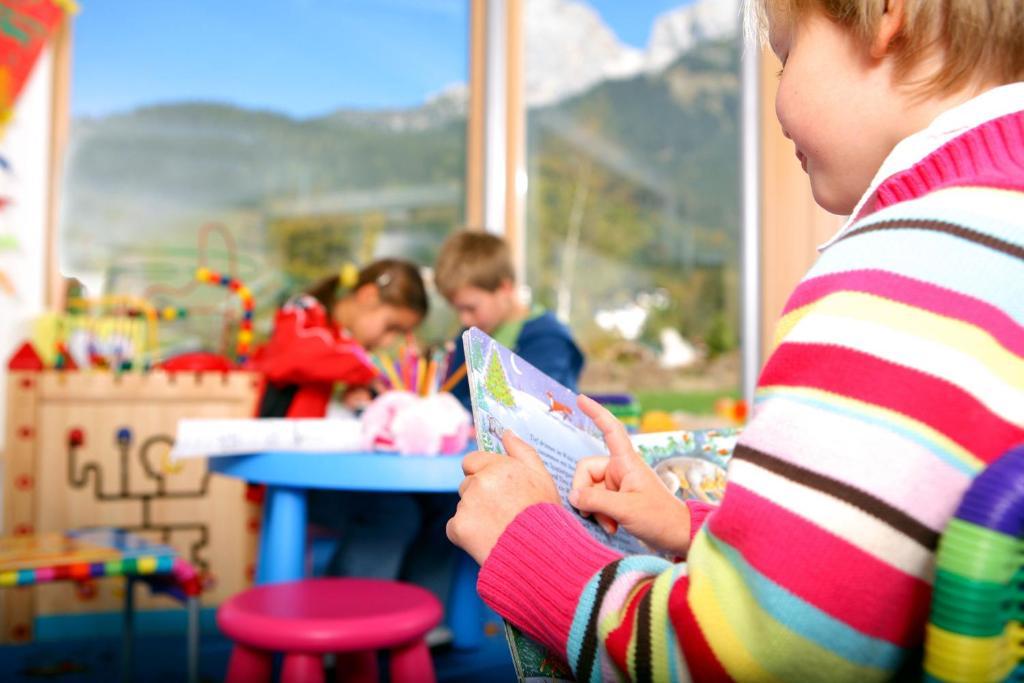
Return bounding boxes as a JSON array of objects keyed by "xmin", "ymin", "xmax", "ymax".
[{"xmin": 819, "ymin": 81, "xmax": 1024, "ymax": 251}]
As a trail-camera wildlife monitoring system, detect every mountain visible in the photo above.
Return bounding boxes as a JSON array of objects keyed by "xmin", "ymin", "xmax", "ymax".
[
  {"xmin": 64, "ymin": 101, "xmax": 466, "ymax": 216},
  {"xmin": 524, "ymin": 0, "xmax": 645, "ymax": 107},
  {"xmin": 525, "ymin": 0, "xmax": 739, "ymax": 106},
  {"xmin": 321, "ymin": 84, "xmax": 469, "ymax": 133},
  {"xmin": 528, "ymin": 37, "xmax": 740, "ymax": 267},
  {"xmin": 645, "ymin": 0, "xmax": 742, "ymax": 73}
]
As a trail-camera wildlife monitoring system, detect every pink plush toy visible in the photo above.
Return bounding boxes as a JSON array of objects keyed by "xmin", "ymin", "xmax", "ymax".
[{"xmin": 361, "ymin": 390, "xmax": 472, "ymax": 455}]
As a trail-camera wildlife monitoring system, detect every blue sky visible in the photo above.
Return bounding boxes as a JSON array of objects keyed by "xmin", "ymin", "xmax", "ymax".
[{"xmin": 72, "ymin": 0, "xmax": 694, "ymax": 118}]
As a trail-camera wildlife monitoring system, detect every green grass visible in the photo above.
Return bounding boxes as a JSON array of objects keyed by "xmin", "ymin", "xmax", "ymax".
[{"xmin": 636, "ymin": 389, "xmax": 740, "ymax": 415}]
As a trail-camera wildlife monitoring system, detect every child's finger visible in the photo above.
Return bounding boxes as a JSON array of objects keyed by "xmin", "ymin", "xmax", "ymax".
[
  {"xmin": 462, "ymin": 450, "xmax": 500, "ymax": 475},
  {"xmin": 573, "ymin": 458, "xmax": 609, "ymax": 493},
  {"xmin": 569, "ymin": 481, "xmax": 614, "ymax": 532},
  {"xmin": 569, "ymin": 485, "xmax": 630, "ymax": 528},
  {"xmin": 596, "ymin": 513, "xmax": 618, "ymax": 535},
  {"xmin": 572, "ymin": 456, "xmax": 609, "ymax": 493},
  {"xmin": 457, "ymin": 474, "xmax": 473, "ymax": 498},
  {"xmin": 578, "ymin": 395, "xmax": 637, "ymax": 461},
  {"xmin": 502, "ymin": 431, "xmax": 546, "ymax": 471}
]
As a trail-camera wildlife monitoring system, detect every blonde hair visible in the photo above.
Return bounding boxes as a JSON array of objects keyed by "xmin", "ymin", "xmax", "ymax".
[
  {"xmin": 434, "ymin": 230, "xmax": 515, "ymax": 301},
  {"xmin": 745, "ymin": 0, "xmax": 1024, "ymax": 93}
]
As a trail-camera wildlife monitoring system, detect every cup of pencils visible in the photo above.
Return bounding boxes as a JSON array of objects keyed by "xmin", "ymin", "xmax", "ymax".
[
  {"xmin": 372, "ymin": 340, "xmax": 466, "ymax": 397},
  {"xmin": 363, "ymin": 340, "xmax": 471, "ymax": 455}
]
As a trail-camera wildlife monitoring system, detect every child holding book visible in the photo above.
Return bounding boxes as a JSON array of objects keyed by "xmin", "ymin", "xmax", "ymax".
[
  {"xmin": 434, "ymin": 230, "xmax": 585, "ymax": 411},
  {"xmin": 447, "ymin": 0, "xmax": 1024, "ymax": 679},
  {"xmin": 256, "ymin": 259, "xmax": 431, "ymax": 581}
]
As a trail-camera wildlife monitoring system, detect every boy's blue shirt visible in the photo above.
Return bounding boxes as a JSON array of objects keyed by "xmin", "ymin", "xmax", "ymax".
[{"xmin": 447, "ymin": 309, "xmax": 584, "ymax": 411}]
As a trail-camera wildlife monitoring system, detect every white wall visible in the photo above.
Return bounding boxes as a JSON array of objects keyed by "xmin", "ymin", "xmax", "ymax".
[{"xmin": 0, "ymin": 47, "xmax": 53, "ymax": 454}]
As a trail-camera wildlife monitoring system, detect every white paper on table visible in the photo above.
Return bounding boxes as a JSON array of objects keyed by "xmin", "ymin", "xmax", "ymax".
[{"xmin": 170, "ymin": 418, "xmax": 365, "ymax": 459}]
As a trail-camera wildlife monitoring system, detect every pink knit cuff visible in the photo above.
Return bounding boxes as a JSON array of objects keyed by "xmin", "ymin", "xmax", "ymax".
[
  {"xmin": 685, "ymin": 499, "xmax": 717, "ymax": 542},
  {"xmin": 478, "ymin": 503, "xmax": 622, "ymax": 657}
]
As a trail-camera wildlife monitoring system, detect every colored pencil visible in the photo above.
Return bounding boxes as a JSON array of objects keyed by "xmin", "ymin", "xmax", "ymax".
[
  {"xmin": 438, "ymin": 341, "xmax": 454, "ymax": 390},
  {"xmin": 439, "ymin": 363, "xmax": 467, "ymax": 394},
  {"xmin": 416, "ymin": 356, "xmax": 426, "ymax": 396},
  {"xmin": 423, "ymin": 358, "xmax": 437, "ymax": 396},
  {"xmin": 372, "ymin": 356, "xmax": 393, "ymax": 390},
  {"xmin": 379, "ymin": 353, "xmax": 404, "ymax": 390}
]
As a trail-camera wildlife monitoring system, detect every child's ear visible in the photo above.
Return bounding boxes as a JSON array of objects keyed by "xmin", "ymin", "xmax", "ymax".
[
  {"xmin": 497, "ymin": 278, "xmax": 517, "ymax": 296},
  {"xmin": 354, "ymin": 283, "xmax": 381, "ymax": 306},
  {"xmin": 870, "ymin": 0, "xmax": 905, "ymax": 60}
]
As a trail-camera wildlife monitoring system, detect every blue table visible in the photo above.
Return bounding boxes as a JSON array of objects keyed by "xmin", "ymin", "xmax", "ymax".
[{"xmin": 209, "ymin": 451, "xmax": 485, "ymax": 649}]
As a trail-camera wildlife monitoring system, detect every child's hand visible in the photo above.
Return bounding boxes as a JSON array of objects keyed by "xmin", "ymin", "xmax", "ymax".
[
  {"xmin": 447, "ymin": 430, "xmax": 561, "ymax": 565},
  {"xmin": 342, "ymin": 385, "xmax": 374, "ymax": 411},
  {"xmin": 570, "ymin": 395, "xmax": 692, "ymax": 557}
]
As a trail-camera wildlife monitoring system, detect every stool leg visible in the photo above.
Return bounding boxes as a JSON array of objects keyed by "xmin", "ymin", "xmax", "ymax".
[
  {"xmin": 390, "ymin": 641, "xmax": 435, "ymax": 683},
  {"xmin": 282, "ymin": 653, "xmax": 325, "ymax": 683},
  {"xmin": 225, "ymin": 644, "xmax": 272, "ymax": 683},
  {"xmin": 336, "ymin": 651, "xmax": 378, "ymax": 683}
]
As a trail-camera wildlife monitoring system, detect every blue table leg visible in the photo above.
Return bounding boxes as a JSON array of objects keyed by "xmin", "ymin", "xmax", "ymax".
[
  {"xmin": 120, "ymin": 576, "xmax": 134, "ymax": 683},
  {"xmin": 186, "ymin": 596, "xmax": 199, "ymax": 683},
  {"xmin": 256, "ymin": 486, "xmax": 307, "ymax": 584},
  {"xmin": 448, "ymin": 549, "xmax": 484, "ymax": 650}
]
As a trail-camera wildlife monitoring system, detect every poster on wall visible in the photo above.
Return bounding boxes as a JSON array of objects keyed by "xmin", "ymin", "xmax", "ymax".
[
  {"xmin": 0, "ymin": 0, "xmax": 74, "ymax": 300},
  {"xmin": 0, "ymin": 0, "xmax": 74, "ymax": 134}
]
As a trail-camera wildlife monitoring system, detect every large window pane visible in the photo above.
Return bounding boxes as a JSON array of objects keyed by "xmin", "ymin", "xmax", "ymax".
[
  {"xmin": 60, "ymin": 1, "xmax": 467, "ymax": 356},
  {"xmin": 525, "ymin": 0, "xmax": 741, "ymax": 427}
]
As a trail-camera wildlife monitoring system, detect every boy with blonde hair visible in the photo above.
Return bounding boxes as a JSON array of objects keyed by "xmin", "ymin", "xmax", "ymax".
[
  {"xmin": 446, "ymin": 0, "xmax": 1024, "ymax": 680},
  {"xmin": 435, "ymin": 230, "xmax": 584, "ymax": 409}
]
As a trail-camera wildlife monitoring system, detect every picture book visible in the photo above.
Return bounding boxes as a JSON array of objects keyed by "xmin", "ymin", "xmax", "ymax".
[{"xmin": 462, "ymin": 327, "xmax": 739, "ymax": 682}]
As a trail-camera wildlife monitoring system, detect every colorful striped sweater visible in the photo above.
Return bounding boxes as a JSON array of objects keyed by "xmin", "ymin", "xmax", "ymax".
[{"xmin": 478, "ymin": 102, "xmax": 1024, "ymax": 681}]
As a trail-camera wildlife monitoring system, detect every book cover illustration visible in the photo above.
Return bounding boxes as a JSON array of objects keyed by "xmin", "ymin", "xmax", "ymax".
[
  {"xmin": 463, "ymin": 326, "xmax": 646, "ymax": 555},
  {"xmin": 503, "ymin": 620, "xmax": 575, "ymax": 683},
  {"xmin": 462, "ymin": 327, "xmax": 740, "ymax": 682}
]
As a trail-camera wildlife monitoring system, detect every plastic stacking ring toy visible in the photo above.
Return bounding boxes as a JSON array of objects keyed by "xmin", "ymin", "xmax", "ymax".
[{"xmin": 924, "ymin": 445, "xmax": 1024, "ymax": 683}]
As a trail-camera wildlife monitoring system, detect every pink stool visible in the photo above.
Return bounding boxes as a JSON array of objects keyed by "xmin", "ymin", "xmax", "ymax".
[{"xmin": 217, "ymin": 578, "xmax": 443, "ymax": 683}]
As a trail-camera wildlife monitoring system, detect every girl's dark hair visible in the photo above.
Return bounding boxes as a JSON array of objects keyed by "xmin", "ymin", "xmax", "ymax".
[{"xmin": 306, "ymin": 259, "xmax": 429, "ymax": 321}]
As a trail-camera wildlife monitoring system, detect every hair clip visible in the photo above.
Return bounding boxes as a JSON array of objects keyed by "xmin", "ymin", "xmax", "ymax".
[
  {"xmin": 339, "ymin": 263, "xmax": 359, "ymax": 289},
  {"xmin": 376, "ymin": 272, "xmax": 393, "ymax": 289}
]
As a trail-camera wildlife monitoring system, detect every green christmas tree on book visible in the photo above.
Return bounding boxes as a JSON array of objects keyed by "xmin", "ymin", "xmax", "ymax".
[
  {"xmin": 470, "ymin": 338, "xmax": 486, "ymax": 372},
  {"xmin": 484, "ymin": 349, "xmax": 515, "ymax": 408}
]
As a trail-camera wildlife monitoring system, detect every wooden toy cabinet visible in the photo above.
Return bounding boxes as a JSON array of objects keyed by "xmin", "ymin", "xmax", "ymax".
[{"xmin": 1, "ymin": 367, "xmax": 261, "ymax": 642}]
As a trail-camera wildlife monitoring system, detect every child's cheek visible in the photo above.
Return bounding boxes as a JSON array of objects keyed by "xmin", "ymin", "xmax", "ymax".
[{"xmin": 774, "ymin": 82, "xmax": 796, "ymax": 136}]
